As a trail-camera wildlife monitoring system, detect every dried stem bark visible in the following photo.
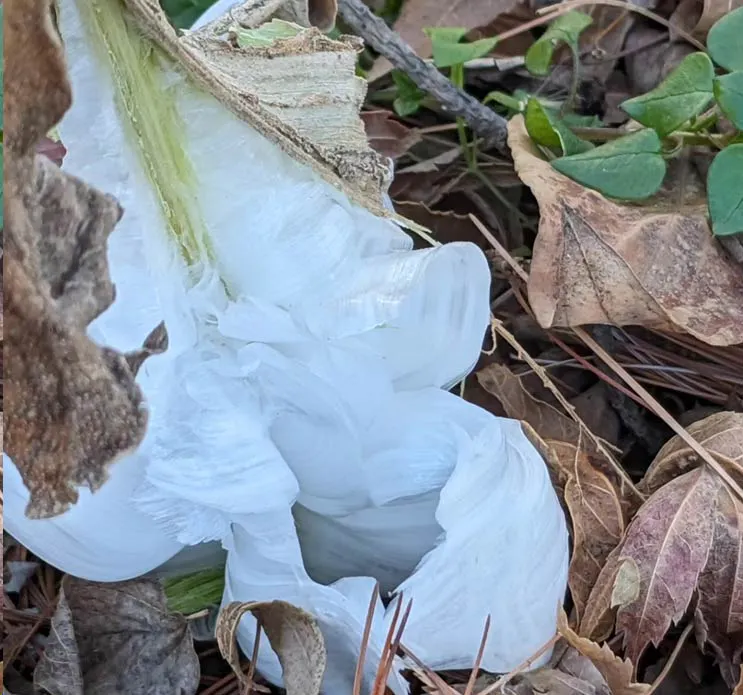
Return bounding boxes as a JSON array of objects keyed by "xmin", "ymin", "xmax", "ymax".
[{"xmin": 336, "ymin": 0, "xmax": 509, "ymax": 151}]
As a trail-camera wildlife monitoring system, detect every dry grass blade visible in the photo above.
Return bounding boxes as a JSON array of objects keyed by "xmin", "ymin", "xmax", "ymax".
[
  {"xmin": 645, "ymin": 622, "xmax": 694, "ymax": 695},
  {"xmin": 477, "ymin": 632, "xmax": 561, "ymax": 695},
  {"xmin": 352, "ymin": 583, "xmax": 381, "ymax": 695},
  {"xmin": 463, "ymin": 616, "xmax": 491, "ymax": 695},
  {"xmin": 399, "ymin": 644, "xmax": 459, "ymax": 695},
  {"xmin": 576, "ymin": 329, "xmax": 743, "ymax": 503},
  {"xmin": 536, "ymin": 0, "xmax": 707, "ymax": 51}
]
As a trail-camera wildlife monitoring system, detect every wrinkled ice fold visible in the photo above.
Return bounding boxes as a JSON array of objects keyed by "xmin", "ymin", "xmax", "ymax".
[{"xmin": 2, "ymin": 1, "xmax": 570, "ymax": 692}]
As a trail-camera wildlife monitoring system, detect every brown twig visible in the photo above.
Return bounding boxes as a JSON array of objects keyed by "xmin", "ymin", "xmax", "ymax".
[
  {"xmin": 336, "ymin": 0, "xmax": 509, "ymax": 150},
  {"xmin": 646, "ymin": 622, "xmax": 694, "ymax": 695}
]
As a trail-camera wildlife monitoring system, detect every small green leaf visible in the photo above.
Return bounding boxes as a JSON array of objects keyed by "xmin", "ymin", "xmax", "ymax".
[
  {"xmin": 424, "ymin": 27, "xmax": 497, "ymax": 68},
  {"xmin": 234, "ymin": 19, "xmax": 303, "ymax": 47},
  {"xmin": 708, "ymin": 7, "xmax": 743, "ymax": 72},
  {"xmin": 714, "ymin": 72, "xmax": 743, "ymax": 129},
  {"xmin": 552, "ymin": 129, "xmax": 667, "ymax": 200},
  {"xmin": 708, "ymin": 144, "xmax": 743, "ymax": 236},
  {"xmin": 392, "ymin": 70, "xmax": 426, "ymax": 116},
  {"xmin": 524, "ymin": 98, "xmax": 594, "ymax": 155},
  {"xmin": 525, "ymin": 11, "xmax": 593, "ymax": 76},
  {"xmin": 484, "ymin": 91, "xmax": 526, "ymax": 112},
  {"xmin": 620, "ymin": 52, "xmax": 714, "ymax": 136}
]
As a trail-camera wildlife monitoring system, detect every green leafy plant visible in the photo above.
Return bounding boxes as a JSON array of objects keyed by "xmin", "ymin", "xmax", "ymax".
[
  {"xmin": 520, "ymin": 7, "xmax": 743, "ymax": 236},
  {"xmin": 423, "ymin": 27, "xmax": 498, "ymax": 170}
]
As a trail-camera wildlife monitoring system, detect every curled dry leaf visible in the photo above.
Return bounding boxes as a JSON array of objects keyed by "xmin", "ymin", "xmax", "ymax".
[
  {"xmin": 581, "ymin": 466, "xmax": 724, "ymax": 665},
  {"xmin": 557, "ymin": 441, "xmax": 625, "ymax": 624},
  {"xmin": 508, "ymin": 115, "xmax": 743, "ymax": 346},
  {"xmin": 216, "ymin": 600, "xmax": 327, "ymax": 695},
  {"xmin": 476, "ymin": 363, "xmax": 639, "ymax": 513},
  {"xmin": 361, "ymin": 110, "xmax": 421, "ymax": 160},
  {"xmin": 692, "ymin": 0, "xmax": 743, "ymax": 36},
  {"xmin": 511, "ymin": 666, "xmax": 609, "ymax": 695},
  {"xmin": 34, "ymin": 577, "xmax": 199, "ymax": 695},
  {"xmin": 641, "ymin": 411, "xmax": 743, "ymax": 494},
  {"xmin": 557, "ymin": 607, "xmax": 650, "ymax": 695},
  {"xmin": 3, "ymin": 0, "xmax": 165, "ymax": 518}
]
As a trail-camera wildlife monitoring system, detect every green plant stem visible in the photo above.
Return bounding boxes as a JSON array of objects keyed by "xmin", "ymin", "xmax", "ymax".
[
  {"xmin": 450, "ymin": 62, "xmax": 475, "ymax": 169},
  {"xmin": 687, "ymin": 107, "xmax": 720, "ymax": 133}
]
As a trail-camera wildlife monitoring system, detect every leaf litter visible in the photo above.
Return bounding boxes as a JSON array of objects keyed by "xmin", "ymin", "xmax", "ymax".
[{"xmin": 4, "ymin": 0, "xmax": 743, "ymax": 693}]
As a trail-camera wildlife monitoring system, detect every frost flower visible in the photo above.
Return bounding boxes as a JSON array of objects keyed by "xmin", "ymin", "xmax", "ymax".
[{"xmin": 4, "ymin": 0, "xmax": 569, "ymax": 692}]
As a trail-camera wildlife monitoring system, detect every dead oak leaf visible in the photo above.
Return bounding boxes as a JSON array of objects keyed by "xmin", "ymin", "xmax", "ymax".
[
  {"xmin": 508, "ymin": 115, "xmax": 743, "ymax": 346},
  {"xmin": 3, "ymin": 0, "xmax": 164, "ymax": 519},
  {"xmin": 558, "ymin": 607, "xmax": 650, "ymax": 695},
  {"xmin": 582, "ymin": 466, "xmax": 722, "ymax": 665},
  {"xmin": 217, "ymin": 600, "xmax": 326, "ymax": 695},
  {"xmin": 34, "ymin": 577, "xmax": 199, "ymax": 695},
  {"xmin": 641, "ymin": 411, "xmax": 743, "ymax": 494}
]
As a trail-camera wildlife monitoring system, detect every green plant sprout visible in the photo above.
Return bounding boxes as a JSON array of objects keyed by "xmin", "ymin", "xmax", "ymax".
[{"xmin": 424, "ymin": 27, "xmax": 497, "ymax": 170}]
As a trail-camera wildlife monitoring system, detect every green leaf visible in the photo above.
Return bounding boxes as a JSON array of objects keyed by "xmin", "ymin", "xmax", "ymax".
[
  {"xmin": 714, "ymin": 72, "xmax": 743, "ymax": 129},
  {"xmin": 552, "ymin": 128, "xmax": 667, "ymax": 200},
  {"xmin": 620, "ymin": 52, "xmax": 714, "ymax": 136},
  {"xmin": 525, "ymin": 11, "xmax": 593, "ymax": 76},
  {"xmin": 524, "ymin": 98, "xmax": 594, "ymax": 155},
  {"xmin": 392, "ymin": 70, "xmax": 426, "ymax": 116},
  {"xmin": 234, "ymin": 19, "xmax": 303, "ymax": 47},
  {"xmin": 708, "ymin": 7, "xmax": 743, "ymax": 72},
  {"xmin": 424, "ymin": 27, "xmax": 497, "ymax": 68},
  {"xmin": 708, "ymin": 144, "xmax": 743, "ymax": 236}
]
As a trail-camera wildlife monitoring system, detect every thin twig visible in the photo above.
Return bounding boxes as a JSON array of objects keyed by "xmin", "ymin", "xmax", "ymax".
[
  {"xmin": 336, "ymin": 0, "xmax": 509, "ymax": 150},
  {"xmin": 575, "ymin": 329, "xmax": 743, "ymax": 502},
  {"xmin": 471, "ymin": 214, "xmax": 644, "ymax": 502},
  {"xmin": 537, "ymin": 0, "xmax": 707, "ymax": 52},
  {"xmin": 646, "ymin": 622, "xmax": 694, "ymax": 695}
]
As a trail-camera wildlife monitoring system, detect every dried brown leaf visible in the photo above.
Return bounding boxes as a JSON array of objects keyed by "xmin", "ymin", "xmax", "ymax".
[
  {"xmin": 477, "ymin": 364, "xmax": 582, "ymax": 445},
  {"xmin": 642, "ymin": 412, "xmax": 743, "ymax": 494},
  {"xmin": 583, "ymin": 467, "xmax": 722, "ymax": 664},
  {"xmin": 393, "ymin": 201, "xmax": 488, "ymax": 248},
  {"xmin": 560, "ymin": 442, "xmax": 625, "ymax": 623},
  {"xmin": 3, "ymin": 0, "xmax": 163, "ymax": 519},
  {"xmin": 695, "ymin": 485, "xmax": 743, "ymax": 686},
  {"xmin": 513, "ymin": 667, "xmax": 606, "ymax": 694},
  {"xmin": 558, "ymin": 607, "xmax": 650, "ymax": 695},
  {"xmin": 33, "ymin": 578, "xmax": 199, "ymax": 695},
  {"xmin": 477, "ymin": 364, "xmax": 636, "ymax": 512},
  {"xmin": 361, "ymin": 110, "xmax": 421, "ymax": 160},
  {"xmin": 508, "ymin": 115, "xmax": 743, "ymax": 346},
  {"xmin": 692, "ymin": 0, "xmax": 743, "ymax": 36},
  {"xmin": 217, "ymin": 600, "xmax": 326, "ymax": 695}
]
